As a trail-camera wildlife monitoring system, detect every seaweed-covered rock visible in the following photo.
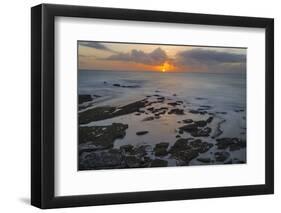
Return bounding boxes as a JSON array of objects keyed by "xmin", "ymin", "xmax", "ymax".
[
  {"xmin": 79, "ymin": 123, "xmax": 128, "ymax": 149},
  {"xmin": 79, "ymin": 99, "xmax": 148, "ymax": 124},
  {"xmin": 154, "ymin": 142, "xmax": 169, "ymax": 156},
  {"xmin": 120, "ymin": 144, "xmax": 134, "ymax": 154},
  {"xmin": 189, "ymin": 139, "xmax": 213, "ymax": 153},
  {"xmin": 124, "ymin": 155, "xmax": 141, "ymax": 168},
  {"xmin": 169, "ymin": 138, "xmax": 213, "ymax": 165},
  {"xmin": 179, "ymin": 123, "xmax": 211, "ymax": 137},
  {"xmin": 191, "ymin": 127, "xmax": 212, "ymax": 137},
  {"xmin": 169, "ymin": 138, "xmax": 192, "ymax": 154},
  {"xmin": 151, "ymin": 159, "xmax": 168, "ymax": 167},
  {"xmin": 175, "ymin": 149, "xmax": 199, "ymax": 164},
  {"xmin": 79, "ymin": 149, "xmax": 123, "ymax": 170},
  {"xmin": 169, "ymin": 138, "xmax": 198, "ymax": 164},
  {"xmin": 179, "ymin": 124, "xmax": 198, "ymax": 133},
  {"xmin": 216, "ymin": 138, "xmax": 246, "ymax": 150}
]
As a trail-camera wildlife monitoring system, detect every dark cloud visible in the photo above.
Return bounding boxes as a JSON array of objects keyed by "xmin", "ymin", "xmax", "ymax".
[
  {"xmin": 79, "ymin": 41, "xmax": 116, "ymax": 52},
  {"xmin": 175, "ymin": 48, "xmax": 246, "ymax": 72},
  {"xmin": 106, "ymin": 48, "xmax": 168, "ymax": 65}
]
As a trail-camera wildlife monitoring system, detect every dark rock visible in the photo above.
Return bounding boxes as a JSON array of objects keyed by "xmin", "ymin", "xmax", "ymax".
[
  {"xmin": 179, "ymin": 123, "xmax": 211, "ymax": 137},
  {"xmin": 195, "ymin": 120, "xmax": 207, "ymax": 127},
  {"xmin": 78, "ymin": 143, "xmax": 102, "ymax": 155},
  {"xmin": 199, "ymin": 105, "xmax": 212, "ymax": 109},
  {"xmin": 189, "ymin": 139, "xmax": 213, "ymax": 153},
  {"xmin": 142, "ymin": 116, "xmax": 154, "ymax": 121},
  {"xmin": 157, "ymin": 97, "xmax": 165, "ymax": 101},
  {"xmin": 120, "ymin": 144, "xmax": 134, "ymax": 154},
  {"xmin": 215, "ymin": 151, "xmax": 230, "ymax": 162},
  {"xmin": 206, "ymin": 116, "xmax": 213, "ymax": 123},
  {"xmin": 113, "ymin": 83, "xmax": 121, "ymax": 87},
  {"xmin": 136, "ymin": 131, "xmax": 149, "ymax": 136},
  {"xmin": 175, "ymin": 149, "xmax": 199, "ymax": 164},
  {"xmin": 168, "ymin": 108, "xmax": 185, "ymax": 115},
  {"xmin": 79, "ymin": 99, "xmax": 147, "ymax": 124},
  {"xmin": 191, "ymin": 127, "xmax": 212, "ymax": 137},
  {"xmin": 176, "ymin": 135, "xmax": 181, "ymax": 138},
  {"xmin": 195, "ymin": 97, "xmax": 207, "ymax": 100},
  {"xmin": 224, "ymin": 159, "xmax": 233, "ymax": 164},
  {"xmin": 154, "ymin": 142, "xmax": 169, "ymax": 156},
  {"xmin": 216, "ymin": 111, "xmax": 227, "ymax": 115},
  {"xmin": 147, "ymin": 107, "xmax": 154, "ymax": 111},
  {"xmin": 199, "ymin": 111, "xmax": 208, "ymax": 115},
  {"xmin": 167, "ymin": 102, "xmax": 180, "ymax": 106},
  {"xmin": 189, "ymin": 109, "xmax": 200, "ymax": 114},
  {"xmin": 79, "ymin": 149, "xmax": 123, "ymax": 170},
  {"xmin": 169, "ymin": 138, "xmax": 213, "ymax": 164},
  {"xmin": 169, "ymin": 138, "xmax": 192, "ymax": 154},
  {"xmin": 122, "ymin": 85, "xmax": 139, "ymax": 88},
  {"xmin": 79, "ymin": 94, "xmax": 93, "ymax": 104},
  {"xmin": 169, "ymin": 139, "xmax": 198, "ymax": 163},
  {"xmin": 79, "ymin": 123, "xmax": 128, "ymax": 149},
  {"xmin": 179, "ymin": 124, "xmax": 198, "ymax": 133},
  {"xmin": 151, "ymin": 159, "xmax": 168, "ymax": 167},
  {"xmin": 125, "ymin": 155, "xmax": 141, "ymax": 168},
  {"xmin": 216, "ymin": 138, "xmax": 246, "ymax": 150},
  {"xmin": 182, "ymin": 119, "xmax": 193, "ymax": 124},
  {"xmin": 197, "ymin": 157, "xmax": 211, "ymax": 163}
]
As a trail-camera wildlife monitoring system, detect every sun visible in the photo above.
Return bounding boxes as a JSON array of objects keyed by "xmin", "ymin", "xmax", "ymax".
[{"xmin": 159, "ymin": 62, "xmax": 172, "ymax": 73}]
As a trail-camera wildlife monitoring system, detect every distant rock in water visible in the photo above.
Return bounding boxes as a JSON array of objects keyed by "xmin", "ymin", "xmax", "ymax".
[
  {"xmin": 113, "ymin": 83, "xmax": 140, "ymax": 88},
  {"xmin": 136, "ymin": 131, "xmax": 149, "ymax": 136}
]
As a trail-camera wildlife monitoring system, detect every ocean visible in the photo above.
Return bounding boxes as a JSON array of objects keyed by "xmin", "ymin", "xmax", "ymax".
[{"xmin": 78, "ymin": 70, "xmax": 246, "ymax": 168}]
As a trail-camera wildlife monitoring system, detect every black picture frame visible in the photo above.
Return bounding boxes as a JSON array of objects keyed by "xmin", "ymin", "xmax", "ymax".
[{"xmin": 31, "ymin": 3, "xmax": 274, "ymax": 209}]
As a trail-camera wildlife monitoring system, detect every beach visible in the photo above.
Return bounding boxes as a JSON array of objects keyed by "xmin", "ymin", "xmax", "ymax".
[{"xmin": 78, "ymin": 70, "xmax": 246, "ymax": 170}]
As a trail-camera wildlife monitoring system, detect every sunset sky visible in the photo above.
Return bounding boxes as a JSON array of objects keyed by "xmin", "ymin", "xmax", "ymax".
[{"xmin": 78, "ymin": 41, "xmax": 246, "ymax": 73}]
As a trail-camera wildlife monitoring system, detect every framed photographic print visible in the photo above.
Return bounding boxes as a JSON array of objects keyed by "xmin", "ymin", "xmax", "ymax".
[{"xmin": 31, "ymin": 4, "xmax": 274, "ymax": 209}]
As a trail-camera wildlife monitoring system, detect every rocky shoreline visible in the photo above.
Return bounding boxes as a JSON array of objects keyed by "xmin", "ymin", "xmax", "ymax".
[{"xmin": 78, "ymin": 91, "xmax": 246, "ymax": 170}]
